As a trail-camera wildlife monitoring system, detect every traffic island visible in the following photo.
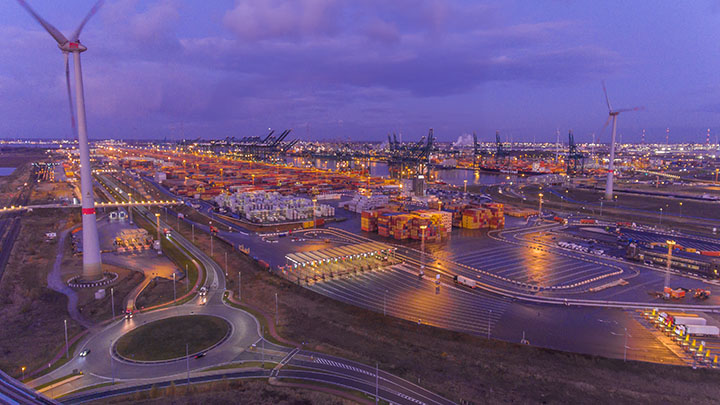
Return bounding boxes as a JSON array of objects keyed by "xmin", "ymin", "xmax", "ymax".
[{"xmin": 114, "ymin": 315, "xmax": 231, "ymax": 362}]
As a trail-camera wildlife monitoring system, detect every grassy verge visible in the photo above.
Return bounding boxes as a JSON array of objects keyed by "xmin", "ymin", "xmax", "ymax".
[
  {"xmin": 58, "ymin": 381, "xmax": 117, "ymax": 399},
  {"xmin": 115, "ymin": 315, "xmax": 229, "ymax": 361},
  {"xmin": 278, "ymin": 378, "xmax": 382, "ymax": 404},
  {"xmin": 87, "ymin": 377, "xmax": 349, "ymax": 404},
  {"xmin": 203, "ymin": 361, "xmax": 277, "ymax": 372},
  {"xmin": 33, "ymin": 371, "xmax": 82, "ymax": 391}
]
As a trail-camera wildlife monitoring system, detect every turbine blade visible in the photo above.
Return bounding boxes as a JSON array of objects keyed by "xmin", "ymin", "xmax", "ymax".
[
  {"xmin": 615, "ymin": 106, "xmax": 645, "ymax": 113},
  {"xmin": 70, "ymin": 0, "xmax": 105, "ymax": 42},
  {"xmin": 602, "ymin": 80, "xmax": 612, "ymax": 113},
  {"xmin": 16, "ymin": 0, "xmax": 68, "ymax": 45},
  {"xmin": 64, "ymin": 52, "xmax": 76, "ymax": 131}
]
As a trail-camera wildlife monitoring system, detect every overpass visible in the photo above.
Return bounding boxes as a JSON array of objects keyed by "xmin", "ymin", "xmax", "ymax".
[
  {"xmin": 0, "ymin": 199, "xmax": 182, "ymax": 214},
  {"xmin": 0, "ymin": 370, "xmax": 58, "ymax": 405}
]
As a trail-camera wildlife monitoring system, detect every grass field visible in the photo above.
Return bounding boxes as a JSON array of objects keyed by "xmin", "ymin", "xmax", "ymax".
[
  {"xmin": 92, "ymin": 378, "xmax": 352, "ymax": 405},
  {"xmin": 115, "ymin": 315, "xmax": 230, "ymax": 361},
  {"xmin": 0, "ymin": 208, "xmax": 84, "ymax": 378}
]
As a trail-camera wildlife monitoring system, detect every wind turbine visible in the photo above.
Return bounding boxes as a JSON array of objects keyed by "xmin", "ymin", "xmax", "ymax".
[
  {"xmin": 601, "ymin": 82, "xmax": 642, "ymax": 200},
  {"xmin": 18, "ymin": 0, "xmax": 105, "ymax": 281}
]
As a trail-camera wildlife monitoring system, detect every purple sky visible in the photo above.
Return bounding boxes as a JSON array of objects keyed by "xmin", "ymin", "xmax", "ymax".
[{"xmin": 1, "ymin": 0, "xmax": 720, "ymax": 143}]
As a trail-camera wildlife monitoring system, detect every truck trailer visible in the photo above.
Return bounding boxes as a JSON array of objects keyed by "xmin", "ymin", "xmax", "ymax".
[{"xmin": 453, "ymin": 274, "xmax": 477, "ymax": 289}]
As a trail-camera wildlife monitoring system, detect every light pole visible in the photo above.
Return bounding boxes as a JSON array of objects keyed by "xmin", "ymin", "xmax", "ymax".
[
  {"xmin": 664, "ymin": 240, "xmax": 676, "ymax": 294},
  {"xmin": 155, "ymin": 213, "xmax": 162, "ymax": 254},
  {"xmin": 538, "ymin": 193, "xmax": 543, "ymax": 215},
  {"xmin": 488, "ymin": 309, "xmax": 492, "ymax": 339},
  {"xmin": 419, "ymin": 224, "xmax": 427, "ymax": 276},
  {"xmin": 111, "ymin": 287, "xmax": 115, "ymax": 319},
  {"xmin": 173, "ymin": 273, "xmax": 176, "ymax": 301},
  {"xmin": 21, "ymin": 366, "xmax": 25, "ymax": 381},
  {"xmin": 191, "ymin": 223, "xmax": 195, "ymax": 243},
  {"xmin": 128, "ymin": 193, "xmax": 133, "ymax": 224},
  {"xmin": 209, "ymin": 221, "xmax": 214, "ymax": 257},
  {"xmin": 225, "ymin": 252, "xmax": 228, "ymax": 277},
  {"xmin": 600, "ymin": 198, "xmax": 604, "ymax": 217},
  {"xmin": 679, "ymin": 202, "xmax": 683, "ymax": 217},
  {"xmin": 463, "ymin": 179, "xmax": 467, "ymax": 194},
  {"xmin": 275, "ymin": 292, "xmax": 278, "ymax": 326},
  {"xmin": 238, "ymin": 271, "xmax": 241, "ymax": 301},
  {"xmin": 312, "ymin": 198, "xmax": 317, "ymax": 228},
  {"xmin": 64, "ymin": 319, "xmax": 69, "ymax": 359},
  {"xmin": 659, "ymin": 207, "xmax": 663, "ymax": 226}
]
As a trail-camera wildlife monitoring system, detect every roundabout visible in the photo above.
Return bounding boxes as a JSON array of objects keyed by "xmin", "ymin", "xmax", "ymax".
[{"xmin": 114, "ymin": 315, "xmax": 231, "ymax": 362}]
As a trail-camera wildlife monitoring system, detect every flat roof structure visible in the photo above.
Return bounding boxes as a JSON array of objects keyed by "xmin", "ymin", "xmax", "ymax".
[{"xmin": 286, "ymin": 241, "xmax": 395, "ymax": 266}]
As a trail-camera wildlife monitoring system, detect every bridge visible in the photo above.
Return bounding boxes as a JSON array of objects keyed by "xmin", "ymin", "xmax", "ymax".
[{"xmin": 0, "ymin": 200, "xmax": 182, "ymax": 213}]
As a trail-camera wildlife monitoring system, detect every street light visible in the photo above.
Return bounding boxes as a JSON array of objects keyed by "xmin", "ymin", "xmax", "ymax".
[
  {"xmin": 538, "ymin": 193, "xmax": 543, "ymax": 215},
  {"xmin": 679, "ymin": 202, "xmax": 683, "ymax": 217},
  {"xmin": 664, "ymin": 240, "xmax": 676, "ymax": 296},
  {"xmin": 128, "ymin": 193, "xmax": 133, "ymax": 224},
  {"xmin": 312, "ymin": 198, "xmax": 317, "ymax": 228},
  {"xmin": 419, "ymin": 224, "xmax": 427, "ymax": 276},
  {"xmin": 209, "ymin": 220, "xmax": 214, "ymax": 256},
  {"xmin": 155, "ymin": 213, "xmax": 162, "ymax": 254},
  {"xmin": 659, "ymin": 207, "xmax": 663, "ymax": 225},
  {"xmin": 21, "ymin": 366, "xmax": 25, "ymax": 381},
  {"xmin": 463, "ymin": 179, "xmax": 467, "ymax": 194}
]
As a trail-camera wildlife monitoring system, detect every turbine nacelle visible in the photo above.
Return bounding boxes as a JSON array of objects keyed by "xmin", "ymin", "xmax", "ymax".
[{"xmin": 59, "ymin": 41, "xmax": 87, "ymax": 53}]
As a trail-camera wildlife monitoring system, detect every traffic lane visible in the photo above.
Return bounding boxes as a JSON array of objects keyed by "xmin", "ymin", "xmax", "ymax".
[
  {"xmin": 308, "ymin": 268, "xmax": 508, "ymax": 335},
  {"xmin": 294, "ymin": 352, "xmax": 454, "ymax": 405},
  {"xmin": 277, "ymin": 369, "xmax": 433, "ymax": 405}
]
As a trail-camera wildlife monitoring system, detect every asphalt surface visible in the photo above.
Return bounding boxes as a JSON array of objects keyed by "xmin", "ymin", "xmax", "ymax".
[{"xmin": 33, "ymin": 173, "xmax": 454, "ymax": 404}]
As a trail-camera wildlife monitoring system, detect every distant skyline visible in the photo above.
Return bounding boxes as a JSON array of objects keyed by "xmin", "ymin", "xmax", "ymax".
[{"xmin": 1, "ymin": 1, "xmax": 720, "ymax": 143}]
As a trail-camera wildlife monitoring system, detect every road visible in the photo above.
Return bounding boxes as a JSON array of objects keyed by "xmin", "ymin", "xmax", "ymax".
[{"xmin": 28, "ymin": 173, "xmax": 454, "ymax": 404}]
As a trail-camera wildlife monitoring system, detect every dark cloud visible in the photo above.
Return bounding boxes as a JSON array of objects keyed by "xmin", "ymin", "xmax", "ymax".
[{"xmin": 4, "ymin": 0, "xmax": 630, "ymax": 140}]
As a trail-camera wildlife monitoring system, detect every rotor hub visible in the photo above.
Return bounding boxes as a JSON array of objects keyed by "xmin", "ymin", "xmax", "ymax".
[{"xmin": 59, "ymin": 41, "xmax": 87, "ymax": 52}]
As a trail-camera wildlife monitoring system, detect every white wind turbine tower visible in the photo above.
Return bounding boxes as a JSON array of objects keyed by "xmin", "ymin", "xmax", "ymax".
[
  {"xmin": 18, "ymin": 0, "xmax": 105, "ymax": 281},
  {"xmin": 601, "ymin": 82, "xmax": 642, "ymax": 200}
]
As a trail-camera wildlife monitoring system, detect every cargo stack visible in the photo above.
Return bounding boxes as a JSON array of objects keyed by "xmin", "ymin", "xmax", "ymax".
[
  {"xmin": 483, "ymin": 203, "xmax": 505, "ymax": 229},
  {"xmin": 461, "ymin": 208, "xmax": 489, "ymax": 229},
  {"xmin": 361, "ymin": 210, "xmax": 379, "ymax": 232},
  {"xmin": 389, "ymin": 213, "xmax": 412, "ymax": 240},
  {"xmin": 377, "ymin": 214, "xmax": 390, "ymax": 237}
]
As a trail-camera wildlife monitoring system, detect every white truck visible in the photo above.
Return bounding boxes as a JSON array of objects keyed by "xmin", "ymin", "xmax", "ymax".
[
  {"xmin": 453, "ymin": 275, "xmax": 477, "ymax": 289},
  {"xmin": 682, "ymin": 325, "xmax": 720, "ymax": 337},
  {"xmin": 673, "ymin": 316, "xmax": 706, "ymax": 326}
]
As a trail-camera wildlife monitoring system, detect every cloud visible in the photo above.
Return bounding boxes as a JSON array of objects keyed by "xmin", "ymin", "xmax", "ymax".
[{"xmin": 223, "ymin": 0, "xmax": 341, "ymax": 41}]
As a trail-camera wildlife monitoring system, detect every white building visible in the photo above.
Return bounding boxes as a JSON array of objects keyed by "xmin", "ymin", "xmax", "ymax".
[{"xmin": 214, "ymin": 190, "xmax": 334, "ymax": 223}]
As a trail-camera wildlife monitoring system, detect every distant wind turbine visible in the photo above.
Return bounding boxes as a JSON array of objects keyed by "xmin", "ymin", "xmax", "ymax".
[
  {"xmin": 17, "ymin": 0, "xmax": 105, "ymax": 281},
  {"xmin": 601, "ymin": 82, "xmax": 643, "ymax": 200}
]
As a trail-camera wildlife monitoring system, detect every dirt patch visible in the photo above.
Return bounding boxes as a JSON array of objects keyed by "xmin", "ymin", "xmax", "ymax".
[
  {"xmin": 0, "ymin": 209, "xmax": 84, "ymax": 377},
  {"xmin": 75, "ymin": 265, "xmax": 143, "ymax": 323},
  {"xmin": 135, "ymin": 277, "xmax": 177, "ymax": 309}
]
